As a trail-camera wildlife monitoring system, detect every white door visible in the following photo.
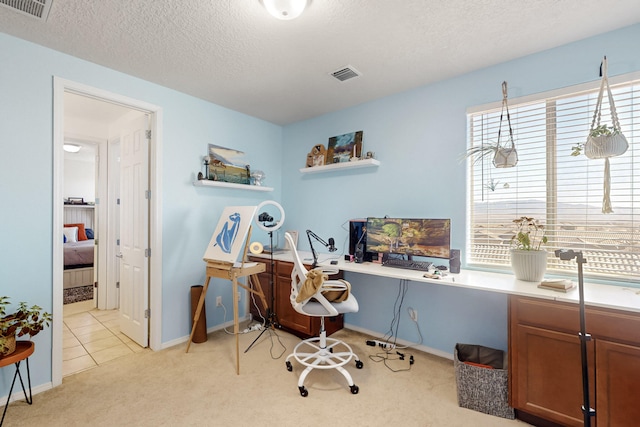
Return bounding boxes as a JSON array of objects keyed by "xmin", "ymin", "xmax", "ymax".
[{"xmin": 119, "ymin": 114, "xmax": 150, "ymax": 347}]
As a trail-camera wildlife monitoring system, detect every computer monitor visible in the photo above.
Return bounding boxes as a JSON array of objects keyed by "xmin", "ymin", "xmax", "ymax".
[{"xmin": 365, "ymin": 218, "xmax": 451, "ymax": 259}]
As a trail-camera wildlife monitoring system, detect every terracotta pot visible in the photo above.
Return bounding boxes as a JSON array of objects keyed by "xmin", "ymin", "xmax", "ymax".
[{"xmin": 510, "ymin": 249, "xmax": 547, "ymax": 282}]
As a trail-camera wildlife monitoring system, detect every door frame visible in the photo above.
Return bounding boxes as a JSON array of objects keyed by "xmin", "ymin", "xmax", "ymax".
[{"xmin": 52, "ymin": 77, "xmax": 163, "ymax": 386}]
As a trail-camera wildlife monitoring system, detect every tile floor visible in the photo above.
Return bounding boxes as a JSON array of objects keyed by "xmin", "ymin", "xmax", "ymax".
[{"xmin": 63, "ymin": 300, "xmax": 147, "ymax": 377}]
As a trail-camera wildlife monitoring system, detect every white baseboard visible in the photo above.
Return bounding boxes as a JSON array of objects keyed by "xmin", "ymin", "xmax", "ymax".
[
  {"xmin": 0, "ymin": 381, "xmax": 52, "ymax": 407},
  {"xmin": 161, "ymin": 315, "xmax": 251, "ymax": 350},
  {"xmin": 344, "ymin": 323, "xmax": 453, "ymax": 361}
]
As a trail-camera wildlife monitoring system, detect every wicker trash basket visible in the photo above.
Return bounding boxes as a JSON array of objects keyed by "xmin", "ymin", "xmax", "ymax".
[{"xmin": 454, "ymin": 343, "xmax": 514, "ymax": 419}]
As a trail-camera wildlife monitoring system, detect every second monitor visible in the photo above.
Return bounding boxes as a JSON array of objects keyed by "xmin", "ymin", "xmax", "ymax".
[{"xmin": 365, "ymin": 217, "xmax": 451, "ymax": 259}]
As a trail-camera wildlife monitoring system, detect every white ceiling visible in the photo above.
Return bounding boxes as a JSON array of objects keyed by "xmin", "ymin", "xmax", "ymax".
[{"xmin": 1, "ymin": 0, "xmax": 639, "ymax": 125}]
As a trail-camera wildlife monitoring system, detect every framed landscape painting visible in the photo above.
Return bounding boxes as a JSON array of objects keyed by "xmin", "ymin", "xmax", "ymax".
[{"xmin": 326, "ymin": 131, "xmax": 363, "ymax": 163}]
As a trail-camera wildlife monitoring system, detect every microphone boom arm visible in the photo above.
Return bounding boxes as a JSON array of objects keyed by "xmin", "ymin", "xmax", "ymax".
[{"xmin": 306, "ymin": 229, "xmax": 334, "ymax": 268}]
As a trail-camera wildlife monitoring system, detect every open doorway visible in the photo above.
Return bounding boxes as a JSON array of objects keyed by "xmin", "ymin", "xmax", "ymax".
[{"xmin": 52, "ymin": 78, "xmax": 163, "ymax": 386}]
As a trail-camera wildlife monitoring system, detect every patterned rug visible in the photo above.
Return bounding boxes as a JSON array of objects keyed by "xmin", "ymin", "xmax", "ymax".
[{"xmin": 63, "ymin": 285, "xmax": 94, "ymax": 304}]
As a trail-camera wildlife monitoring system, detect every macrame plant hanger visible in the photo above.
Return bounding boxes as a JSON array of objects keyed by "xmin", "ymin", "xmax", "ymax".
[
  {"xmin": 585, "ymin": 56, "xmax": 629, "ymax": 213},
  {"xmin": 493, "ymin": 81, "xmax": 518, "ymax": 168}
]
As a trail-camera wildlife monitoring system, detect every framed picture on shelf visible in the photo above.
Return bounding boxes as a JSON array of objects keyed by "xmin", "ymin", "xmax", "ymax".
[
  {"xmin": 326, "ymin": 131, "xmax": 363, "ymax": 164},
  {"xmin": 208, "ymin": 144, "xmax": 251, "ymax": 184}
]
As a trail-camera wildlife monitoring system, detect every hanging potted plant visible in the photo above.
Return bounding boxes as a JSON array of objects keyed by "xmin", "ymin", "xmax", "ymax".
[
  {"xmin": 462, "ymin": 81, "xmax": 518, "ymax": 168},
  {"xmin": 509, "ymin": 217, "xmax": 548, "ymax": 282},
  {"xmin": 0, "ymin": 296, "xmax": 52, "ymax": 356},
  {"xmin": 571, "ymin": 57, "xmax": 628, "ymax": 214}
]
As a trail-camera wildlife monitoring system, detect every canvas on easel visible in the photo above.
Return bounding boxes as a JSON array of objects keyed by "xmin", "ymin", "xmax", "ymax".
[{"xmin": 203, "ymin": 206, "xmax": 257, "ymax": 264}]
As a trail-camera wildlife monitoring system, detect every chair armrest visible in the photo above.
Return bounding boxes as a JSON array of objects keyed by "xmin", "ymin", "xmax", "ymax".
[{"xmin": 319, "ymin": 280, "xmax": 348, "ymax": 292}]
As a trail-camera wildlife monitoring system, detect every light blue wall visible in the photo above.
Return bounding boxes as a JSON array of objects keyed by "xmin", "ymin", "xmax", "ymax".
[
  {"xmin": 1, "ymin": 23, "xmax": 639, "ymax": 394},
  {"xmin": 280, "ymin": 24, "xmax": 640, "ymax": 355},
  {"xmin": 0, "ymin": 32, "xmax": 282, "ymax": 393}
]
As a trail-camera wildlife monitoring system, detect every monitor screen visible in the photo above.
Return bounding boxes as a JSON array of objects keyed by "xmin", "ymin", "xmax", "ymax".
[{"xmin": 365, "ymin": 218, "xmax": 451, "ymax": 259}]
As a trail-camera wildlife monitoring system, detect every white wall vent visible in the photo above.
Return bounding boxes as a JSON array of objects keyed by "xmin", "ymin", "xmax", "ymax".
[
  {"xmin": 0, "ymin": 0, "xmax": 53, "ymax": 21},
  {"xmin": 330, "ymin": 65, "xmax": 361, "ymax": 82}
]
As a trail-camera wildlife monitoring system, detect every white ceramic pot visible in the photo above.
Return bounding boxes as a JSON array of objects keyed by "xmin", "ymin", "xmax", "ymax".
[{"xmin": 510, "ymin": 249, "xmax": 547, "ymax": 282}]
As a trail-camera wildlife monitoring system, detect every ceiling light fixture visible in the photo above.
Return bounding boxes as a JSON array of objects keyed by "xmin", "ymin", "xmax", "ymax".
[
  {"xmin": 262, "ymin": 0, "xmax": 308, "ymax": 20},
  {"xmin": 63, "ymin": 143, "xmax": 81, "ymax": 153}
]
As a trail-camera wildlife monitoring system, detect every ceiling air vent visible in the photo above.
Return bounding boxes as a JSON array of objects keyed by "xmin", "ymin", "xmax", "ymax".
[
  {"xmin": 330, "ymin": 65, "xmax": 361, "ymax": 82},
  {"xmin": 0, "ymin": 0, "xmax": 53, "ymax": 21}
]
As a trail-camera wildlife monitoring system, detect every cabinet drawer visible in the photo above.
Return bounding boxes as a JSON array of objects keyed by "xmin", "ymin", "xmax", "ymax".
[
  {"xmin": 589, "ymin": 308, "xmax": 640, "ymax": 345},
  {"xmin": 511, "ymin": 296, "xmax": 640, "ymax": 345},
  {"xmin": 511, "ymin": 296, "xmax": 579, "ymax": 334},
  {"xmin": 277, "ymin": 261, "xmax": 294, "ymax": 278}
]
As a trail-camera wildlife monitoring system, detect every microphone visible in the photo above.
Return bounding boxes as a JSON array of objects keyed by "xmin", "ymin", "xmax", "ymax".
[{"xmin": 328, "ymin": 237, "xmax": 337, "ymax": 252}]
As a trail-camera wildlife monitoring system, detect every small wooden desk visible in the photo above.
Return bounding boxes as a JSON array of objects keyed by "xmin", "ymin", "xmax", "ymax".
[
  {"xmin": 0, "ymin": 341, "xmax": 34, "ymax": 426},
  {"xmin": 185, "ymin": 261, "xmax": 267, "ymax": 374}
]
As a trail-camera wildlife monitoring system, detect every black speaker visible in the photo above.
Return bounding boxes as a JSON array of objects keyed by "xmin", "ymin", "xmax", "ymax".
[
  {"xmin": 450, "ymin": 249, "xmax": 460, "ymax": 274},
  {"xmin": 355, "ymin": 243, "xmax": 364, "ymax": 263}
]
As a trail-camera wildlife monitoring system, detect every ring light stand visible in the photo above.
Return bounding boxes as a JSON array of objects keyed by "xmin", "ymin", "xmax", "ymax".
[{"xmin": 245, "ymin": 200, "xmax": 285, "ymax": 353}]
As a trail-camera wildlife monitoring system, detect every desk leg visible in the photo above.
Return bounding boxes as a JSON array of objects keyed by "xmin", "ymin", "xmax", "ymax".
[
  {"xmin": 185, "ymin": 276, "xmax": 211, "ymax": 353},
  {"xmin": 232, "ymin": 275, "xmax": 240, "ymax": 375}
]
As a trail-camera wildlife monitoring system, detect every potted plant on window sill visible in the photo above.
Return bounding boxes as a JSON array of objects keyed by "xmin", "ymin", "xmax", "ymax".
[
  {"xmin": 509, "ymin": 217, "xmax": 548, "ymax": 282},
  {"xmin": 0, "ymin": 296, "xmax": 52, "ymax": 356}
]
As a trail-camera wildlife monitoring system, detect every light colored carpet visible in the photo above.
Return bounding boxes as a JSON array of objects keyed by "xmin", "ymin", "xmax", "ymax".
[{"xmin": 6, "ymin": 328, "xmax": 530, "ymax": 426}]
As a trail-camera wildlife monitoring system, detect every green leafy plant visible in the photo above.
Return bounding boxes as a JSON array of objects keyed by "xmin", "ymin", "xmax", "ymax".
[
  {"xmin": 571, "ymin": 125, "xmax": 620, "ymax": 156},
  {"xmin": 510, "ymin": 216, "xmax": 548, "ymax": 251},
  {"xmin": 460, "ymin": 141, "xmax": 500, "ymax": 164},
  {"xmin": 0, "ymin": 296, "xmax": 52, "ymax": 355}
]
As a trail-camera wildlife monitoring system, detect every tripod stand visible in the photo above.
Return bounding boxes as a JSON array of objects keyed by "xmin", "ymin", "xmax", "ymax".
[
  {"xmin": 555, "ymin": 249, "xmax": 595, "ymax": 427},
  {"xmin": 245, "ymin": 229, "xmax": 280, "ymax": 353}
]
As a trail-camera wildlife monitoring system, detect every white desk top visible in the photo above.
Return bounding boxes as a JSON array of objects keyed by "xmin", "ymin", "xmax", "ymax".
[{"xmin": 250, "ymin": 251, "xmax": 640, "ymax": 314}]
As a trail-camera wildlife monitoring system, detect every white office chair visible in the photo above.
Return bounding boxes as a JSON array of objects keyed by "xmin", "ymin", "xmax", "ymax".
[{"xmin": 283, "ymin": 232, "xmax": 363, "ymax": 397}]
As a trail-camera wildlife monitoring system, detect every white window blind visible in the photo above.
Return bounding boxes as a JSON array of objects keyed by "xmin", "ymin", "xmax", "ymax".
[{"xmin": 467, "ymin": 78, "xmax": 639, "ymax": 281}]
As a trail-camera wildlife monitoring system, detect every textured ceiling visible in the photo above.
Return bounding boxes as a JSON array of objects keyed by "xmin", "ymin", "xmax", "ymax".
[{"xmin": 1, "ymin": 0, "xmax": 640, "ymax": 125}]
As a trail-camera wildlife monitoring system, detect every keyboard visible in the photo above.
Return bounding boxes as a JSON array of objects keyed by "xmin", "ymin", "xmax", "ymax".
[{"xmin": 382, "ymin": 258, "xmax": 432, "ymax": 271}]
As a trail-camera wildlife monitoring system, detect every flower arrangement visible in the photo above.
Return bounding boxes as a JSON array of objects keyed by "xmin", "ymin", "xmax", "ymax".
[
  {"xmin": 0, "ymin": 296, "xmax": 52, "ymax": 355},
  {"xmin": 510, "ymin": 216, "xmax": 548, "ymax": 251}
]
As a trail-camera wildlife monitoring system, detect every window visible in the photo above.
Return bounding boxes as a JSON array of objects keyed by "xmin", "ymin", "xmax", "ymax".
[{"xmin": 467, "ymin": 76, "xmax": 639, "ymax": 282}]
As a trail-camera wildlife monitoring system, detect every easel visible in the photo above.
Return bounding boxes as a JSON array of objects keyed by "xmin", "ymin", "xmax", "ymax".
[{"xmin": 185, "ymin": 226, "xmax": 267, "ymax": 375}]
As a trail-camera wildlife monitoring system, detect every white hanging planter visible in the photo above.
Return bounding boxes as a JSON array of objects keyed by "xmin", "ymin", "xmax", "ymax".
[
  {"xmin": 584, "ymin": 132, "xmax": 628, "ymax": 159},
  {"xmin": 582, "ymin": 57, "xmax": 629, "ymax": 213},
  {"xmin": 510, "ymin": 249, "xmax": 547, "ymax": 282}
]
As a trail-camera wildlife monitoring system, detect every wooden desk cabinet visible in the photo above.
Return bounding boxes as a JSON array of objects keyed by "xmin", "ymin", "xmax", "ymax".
[
  {"xmin": 248, "ymin": 257, "xmax": 343, "ymax": 339},
  {"xmin": 509, "ymin": 295, "xmax": 640, "ymax": 427}
]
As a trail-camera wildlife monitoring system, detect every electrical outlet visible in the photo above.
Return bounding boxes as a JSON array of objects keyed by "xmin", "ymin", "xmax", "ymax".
[
  {"xmin": 216, "ymin": 296, "xmax": 222, "ymax": 307},
  {"xmin": 409, "ymin": 308, "xmax": 418, "ymax": 322}
]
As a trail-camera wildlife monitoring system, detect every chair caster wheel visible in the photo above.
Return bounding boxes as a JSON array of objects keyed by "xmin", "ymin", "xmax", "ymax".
[
  {"xmin": 299, "ymin": 386, "xmax": 308, "ymax": 397},
  {"xmin": 355, "ymin": 360, "xmax": 363, "ymax": 369},
  {"xmin": 286, "ymin": 361, "xmax": 293, "ymax": 372},
  {"xmin": 350, "ymin": 384, "xmax": 359, "ymax": 394}
]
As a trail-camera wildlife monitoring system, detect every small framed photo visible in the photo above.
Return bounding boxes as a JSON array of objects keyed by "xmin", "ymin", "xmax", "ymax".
[
  {"xmin": 326, "ymin": 131, "xmax": 363, "ymax": 163},
  {"xmin": 306, "ymin": 144, "xmax": 326, "ymax": 167}
]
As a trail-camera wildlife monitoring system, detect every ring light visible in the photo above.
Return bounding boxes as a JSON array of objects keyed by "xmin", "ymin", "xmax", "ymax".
[{"xmin": 254, "ymin": 200, "xmax": 285, "ymax": 232}]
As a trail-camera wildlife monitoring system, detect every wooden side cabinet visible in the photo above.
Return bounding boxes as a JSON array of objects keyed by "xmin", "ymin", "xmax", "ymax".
[
  {"xmin": 248, "ymin": 257, "xmax": 343, "ymax": 339},
  {"xmin": 509, "ymin": 295, "xmax": 640, "ymax": 427}
]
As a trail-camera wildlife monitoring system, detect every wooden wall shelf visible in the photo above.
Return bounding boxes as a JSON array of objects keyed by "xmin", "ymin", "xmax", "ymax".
[
  {"xmin": 193, "ymin": 180, "xmax": 273, "ymax": 192},
  {"xmin": 299, "ymin": 158, "xmax": 380, "ymax": 174}
]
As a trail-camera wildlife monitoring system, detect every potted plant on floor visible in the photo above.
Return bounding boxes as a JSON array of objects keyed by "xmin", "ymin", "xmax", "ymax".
[
  {"xmin": 509, "ymin": 217, "xmax": 548, "ymax": 282},
  {"xmin": 0, "ymin": 296, "xmax": 52, "ymax": 356}
]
